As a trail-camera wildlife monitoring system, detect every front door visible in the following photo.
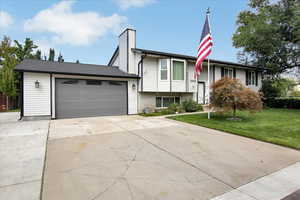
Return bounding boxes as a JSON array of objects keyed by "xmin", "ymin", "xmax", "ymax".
[{"xmin": 198, "ymin": 82, "xmax": 205, "ymax": 104}]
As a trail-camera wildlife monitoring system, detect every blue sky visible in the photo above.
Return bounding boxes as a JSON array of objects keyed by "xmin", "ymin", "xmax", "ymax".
[{"xmin": 0, "ymin": 0, "xmax": 249, "ymax": 65}]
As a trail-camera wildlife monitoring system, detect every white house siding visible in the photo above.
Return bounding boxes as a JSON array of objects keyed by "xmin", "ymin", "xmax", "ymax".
[
  {"xmin": 137, "ymin": 92, "xmax": 193, "ymax": 113},
  {"xmin": 128, "ymin": 79, "xmax": 138, "ymax": 114},
  {"xmin": 187, "ymin": 62, "xmax": 198, "ymax": 93},
  {"xmin": 142, "ymin": 57, "xmax": 191, "ymax": 93},
  {"xmin": 119, "ymin": 30, "xmax": 128, "ymax": 73},
  {"xmin": 128, "ymin": 30, "xmax": 136, "ymax": 74},
  {"xmin": 24, "ymin": 72, "xmax": 51, "ymax": 116},
  {"xmin": 142, "ymin": 57, "xmax": 159, "ymax": 91}
]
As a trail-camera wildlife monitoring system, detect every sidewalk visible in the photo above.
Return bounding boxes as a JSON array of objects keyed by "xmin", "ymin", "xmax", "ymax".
[{"xmin": 211, "ymin": 161, "xmax": 300, "ymax": 200}]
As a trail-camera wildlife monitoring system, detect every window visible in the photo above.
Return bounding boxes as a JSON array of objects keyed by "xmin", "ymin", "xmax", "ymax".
[
  {"xmin": 247, "ymin": 71, "xmax": 256, "ymax": 85},
  {"xmin": 156, "ymin": 97, "xmax": 162, "ymax": 107},
  {"xmin": 172, "ymin": 60, "xmax": 184, "ymax": 80},
  {"xmin": 224, "ymin": 68, "xmax": 233, "ymax": 78},
  {"xmin": 156, "ymin": 96, "xmax": 181, "ymax": 108},
  {"xmin": 160, "ymin": 59, "xmax": 168, "ymax": 80},
  {"xmin": 62, "ymin": 80, "xmax": 78, "ymax": 84},
  {"xmin": 86, "ymin": 80, "xmax": 102, "ymax": 85}
]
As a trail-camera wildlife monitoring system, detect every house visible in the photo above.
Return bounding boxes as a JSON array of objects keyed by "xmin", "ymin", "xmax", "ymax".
[{"xmin": 15, "ymin": 28, "xmax": 262, "ymax": 120}]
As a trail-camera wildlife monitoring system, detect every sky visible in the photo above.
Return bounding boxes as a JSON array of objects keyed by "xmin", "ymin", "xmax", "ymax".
[{"xmin": 0, "ymin": 0, "xmax": 249, "ymax": 65}]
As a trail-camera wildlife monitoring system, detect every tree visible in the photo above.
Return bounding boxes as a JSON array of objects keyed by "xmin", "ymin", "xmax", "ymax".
[
  {"xmin": 35, "ymin": 50, "xmax": 42, "ymax": 60},
  {"xmin": 48, "ymin": 48, "xmax": 55, "ymax": 61},
  {"xmin": 0, "ymin": 36, "xmax": 39, "ymax": 98},
  {"xmin": 0, "ymin": 37, "xmax": 18, "ymax": 97},
  {"xmin": 233, "ymin": 0, "xmax": 300, "ymax": 76},
  {"xmin": 260, "ymin": 78, "xmax": 296, "ymax": 98},
  {"xmin": 57, "ymin": 53, "xmax": 64, "ymax": 62},
  {"xmin": 211, "ymin": 77, "xmax": 263, "ymax": 118},
  {"xmin": 14, "ymin": 38, "xmax": 38, "ymax": 62}
]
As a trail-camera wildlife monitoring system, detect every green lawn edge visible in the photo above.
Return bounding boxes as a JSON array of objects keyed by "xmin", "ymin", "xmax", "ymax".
[{"xmin": 168, "ymin": 109, "xmax": 300, "ymax": 150}]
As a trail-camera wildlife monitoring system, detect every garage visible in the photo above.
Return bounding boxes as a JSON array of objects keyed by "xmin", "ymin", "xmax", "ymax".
[{"xmin": 55, "ymin": 78, "xmax": 128, "ymax": 119}]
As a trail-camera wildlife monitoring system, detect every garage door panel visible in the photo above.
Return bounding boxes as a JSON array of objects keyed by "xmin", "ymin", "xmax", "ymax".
[{"xmin": 55, "ymin": 79, "xmax": 127, "ymax": 119}]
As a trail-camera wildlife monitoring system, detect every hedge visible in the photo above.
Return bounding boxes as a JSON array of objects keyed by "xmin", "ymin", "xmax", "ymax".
[{"xmin": 264, "ymin": 97, "xmax": 300, "ymax": 109}]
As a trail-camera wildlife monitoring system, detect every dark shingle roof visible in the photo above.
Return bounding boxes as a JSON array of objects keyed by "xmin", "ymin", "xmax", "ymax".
[
  {"xmin": 14, "ymin": 59, "xmax": 139, "ymax": 79},
  {"xmin": 132, "ymin": 48, "xmax": 263, "ymax": 70}
]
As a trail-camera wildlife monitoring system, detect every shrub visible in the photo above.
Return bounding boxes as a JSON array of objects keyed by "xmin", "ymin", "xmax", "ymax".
[
  {"xmin": 168, "ymin": 103, "xmax": 184, "ymax": 113},
  {"xmin": 160, "ymin": 108, "xmax": 175, "ymax": 115},
  {"xmin": 264, "ymin": 97, "xmax": 300, "ymax": 109},
  {"xmin": 260, "ymin": 78, "xmax": 296, "ymax": 98},
  {"xmin": 211, "ymin": 77, "xmax": 263, "ymax": 117},
  {"xmin": 290, "ymin": 90, "xmax": 300, "ymax": 97},
  {"xmin": 182, "ymin": 99, "xmax": 202, "ymax": 112}
]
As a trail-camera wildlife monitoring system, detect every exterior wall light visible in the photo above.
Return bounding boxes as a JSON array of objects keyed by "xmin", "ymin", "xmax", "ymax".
[
  {"xmin": 132, "ymin": 83, "xmax": 136, "ymax": 90},
  {"xmin": 35, "ymin": 80, "xmax": 40, "ymax": 88}
]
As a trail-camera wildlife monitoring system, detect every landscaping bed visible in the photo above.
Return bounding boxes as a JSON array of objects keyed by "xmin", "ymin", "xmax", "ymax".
[
  {"xmin": 169, "ymin": 109, "xmax": 300, "ymax": 150},
  {"xmin": 140, "ymin": 100, "xmax": 203, "ymax": 117}
]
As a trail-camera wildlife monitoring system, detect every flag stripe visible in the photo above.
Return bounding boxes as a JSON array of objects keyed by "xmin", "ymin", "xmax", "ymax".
[
  {"xmin": 198, "ymin": 35, "xmax": 212, "ymax": 51},
  {"xmin": 198, "ymin": 41, "xmax": 212, "ymax": 57},
  {"xmin": 195, "ymin": 14, "xmax": 212, "ymax": 78}
]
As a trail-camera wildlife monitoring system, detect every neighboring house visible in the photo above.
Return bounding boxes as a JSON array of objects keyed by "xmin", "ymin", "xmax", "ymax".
[{"xmin": 15, "ymin": 28, "xmax": 262, "ymax": 120}]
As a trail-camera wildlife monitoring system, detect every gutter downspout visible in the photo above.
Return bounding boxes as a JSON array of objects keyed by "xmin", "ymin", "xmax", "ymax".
[
  {"xmin": 19, "ymin": 72, "xmax": 24, "ymax": 120},
  {"xmin": 139, "ymin": 54, "xmax": 146, "ymax": 92}
]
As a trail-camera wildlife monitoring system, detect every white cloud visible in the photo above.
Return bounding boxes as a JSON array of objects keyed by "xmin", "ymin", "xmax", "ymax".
[
  {"xmin": 24, "ymin": 1, "xmax": 127, "ymax": 46},
  {"xmin": 0, "ymin": 11, "xmax": 13, "ymax": 29},
  {"xmin": 114, "ymin": 0, "xmax": 156, "ymax": 9}
]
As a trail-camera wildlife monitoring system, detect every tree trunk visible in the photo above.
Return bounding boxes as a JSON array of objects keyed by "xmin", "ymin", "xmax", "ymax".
[{"xmin": 233, "ymin": 104, "xmax": 236, "ymax": 117}]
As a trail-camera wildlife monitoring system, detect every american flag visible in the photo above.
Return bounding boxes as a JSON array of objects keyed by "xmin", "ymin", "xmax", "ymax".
[{"xmin": 195, "ymin": 12, "xmax": 213, "ymax": 78}]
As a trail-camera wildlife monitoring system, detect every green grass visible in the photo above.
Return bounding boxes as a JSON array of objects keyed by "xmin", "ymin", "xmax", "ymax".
[
  {"xmin": 139, "ymin": 112, "xmax": 166, "ymax": 117},
  {"xmin": 0, "ymin": 108, "xmax": 20, "ymax": 112},
  {"xmin": 168, "ymin": 109, "xmax": 300, "ymax": 150}
]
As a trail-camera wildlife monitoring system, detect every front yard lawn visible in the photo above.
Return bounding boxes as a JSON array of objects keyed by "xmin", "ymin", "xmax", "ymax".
[{"xmin": 169, "ymin": 109, "xmax": 300, "ymax": 150}]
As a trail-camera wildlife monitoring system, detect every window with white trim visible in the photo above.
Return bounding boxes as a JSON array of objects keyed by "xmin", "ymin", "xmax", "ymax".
[
  {"xmin": 172, "ymin": 60, "xmax": 185, "ymax": 80},
  {"xmin": 160, "ymin": 59, "xmax": 168, "ymax": 81},
  {"xmin": 224, "ymin": 68, "xmax": 234, "ymax": 78},
  {"xmin": 156, "ymin": 96, "xmax": 180, "ymax": 108},
  {"xmin": 247, "ymin": 71, "xmax": 256, "ymax": 85}
]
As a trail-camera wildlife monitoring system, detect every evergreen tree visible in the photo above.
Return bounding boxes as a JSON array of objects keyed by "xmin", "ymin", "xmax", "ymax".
[
  {"xmin": 48, "ymin": 48, "xmax": 55, "ymax": 61},
  {"xmin": 14, "ymin": 38, "xmax": 38, "ymax": 62},
  {"xmin": 57, "ymin": 53, "xmax": 64, "ymax": 62},
  {"xmin": 35, "ymin": 50, "xmax": 42, "ymax": 60}
]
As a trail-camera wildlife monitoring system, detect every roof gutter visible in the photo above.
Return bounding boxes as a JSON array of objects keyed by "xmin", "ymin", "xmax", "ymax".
[{"xmin": 14, "ymin": 69, "xmax": 140, "ymax": 79}]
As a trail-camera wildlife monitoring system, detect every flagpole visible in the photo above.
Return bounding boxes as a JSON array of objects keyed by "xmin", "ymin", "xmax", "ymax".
[
  {"xmin": 207, "ymin": 8, "xmax": 211, "ymax": 119},
  {"xmin": 208, "ymin": 57, "xmax": 210, "ymax": 119}
]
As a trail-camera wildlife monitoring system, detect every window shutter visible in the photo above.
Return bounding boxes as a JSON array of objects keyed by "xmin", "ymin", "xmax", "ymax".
[
  {"xmin": 245, "ymin": 70, "xmax": 249, "ymax": 85},
  {"xmin": 233, "ymin": 68, "xmax": 236, "ymax": 79},
  {"xmin": 255, "ymin": 71, "xmax": 258, "ymax": 86},
  {"xmin": 221, "ymin": 67, "xmax": 224, "ymax": 77}
]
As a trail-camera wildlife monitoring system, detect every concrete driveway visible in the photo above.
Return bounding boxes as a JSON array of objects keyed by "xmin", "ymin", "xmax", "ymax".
[
  {"xmin": 43, "ymin": 115, "xmax": 300, "ymax": 200},
  {"xmin": 0, "ymin": 112, "xmax": 49, "ymax": 200}
]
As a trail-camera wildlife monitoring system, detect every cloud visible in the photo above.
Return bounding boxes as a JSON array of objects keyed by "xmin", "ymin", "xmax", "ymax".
[
  {"xmin": 0, "ymin": 11, "xmax": 13, "ymax": 29},
  {"xmin": 114, "ymin": 0, "xmax": 156, "ymax": 9},
  {"xmin": 24, "ymin": 1, "xmax": 127, "ymax": 46}
]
